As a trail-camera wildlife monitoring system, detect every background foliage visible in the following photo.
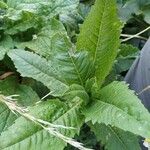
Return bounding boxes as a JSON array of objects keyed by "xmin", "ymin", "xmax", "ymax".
[{"xmin": 0, "ymin": 0, "xmax": 150, "ymax": 150}]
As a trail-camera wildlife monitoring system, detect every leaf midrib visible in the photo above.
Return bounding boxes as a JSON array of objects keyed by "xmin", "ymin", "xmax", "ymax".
[
  {"xmin": 12, "ymin": 51, "xmax": 68, "ymax": 87},
  {"xmin": 107, "ymin": 125, "xmax": 128, "ymax": 150},
  {"xmin": 93, "ymin": 99, "xmax": 145, "ymax": 124},
  {"xmin": 93, "ymin": 0, "xmax": 107, "ymax": 64},
  {"xmin": 68, "ymin": 51, "xmax": 84, "ymax": 85}
]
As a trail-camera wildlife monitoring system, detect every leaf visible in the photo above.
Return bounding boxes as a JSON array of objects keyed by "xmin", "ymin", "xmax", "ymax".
[
  {"xmin": 114, "ymin": 44, "xmax": 139, "ymax": 73},
  {"xmin": 0, "ymin": 104, "xmax": 16, "ymax": 135},
  {"xmin": 77, "ymin": 0, "xmax": 121, "ymax": 86},
  {"xmin": 22, "ymin": 78, "xmax": 50, "ymax": 99},
  {"xmin": 104, "ymin": 44, "xmax": 139, "ymax": 84},
  {"xmin": 8, "ymin": 49, "xmax": 69, "ymax": 97},
  {"xmin": 3, "ymin": 0, "xmax": 79, "ymax": 35},
  {"xmin": 4, "ymin": 11, "xmax": 42, "ymax": 35},
  {"xmin": 90, "ymin": 123, "xmax": 140, "ymax": 150},
  {"xmin": 62, "ymin": 84, "xmax": 89, "ymax": 105},
  {"xmin": 114, "ymin": 58, "xmax": 135, "ymax": 74},
  {"xmin": 0, "ymin": 1, "xmax": 8, "ymax": 9},
  {"xmin": 8, "ymin": 48, "xmax": 93, "ymax": 94},
  {"xmin": 20, "ymin": 19, "xmax": 94, "ymax": 86},
  {"xmin": 118, "ymin": 44, "xmax": 139, "ymax": 58},
  {"xmin": 0, "ymin": 77, "xmax": 40, "ymax": 106},
  {"xmin": 50, "ymin": 49, "xmax": 94, "ymax": 86},
  {"xmin": 47, "ymin": 0, "xmax": 79, "ymax": 18},
  {"xmin": 0, "ymin": 76, "xmax": 40, "ymax": 134},
  {"xmin": 143, "ymin": 8, "xmax": 150, "ymax": 24},
  {"xmin": 7, "ymin": 0, "xmax": 79, "ymax": 18},
  {"xmin": 20, "ymin": 19, "xmax": 69, "ymax": 59},
  {"xmin": 118, "ymin": 0, "xmax": 139, "ymax": 22},
  {"xmin": 0, "ymin": 36, "xmax": 14, "ymax": 60},
  {"xmin": 0, "ymin": 98, "xmax": 84, "ymax": 150},
  {"xmin": 84, "ymin": 81, "xmax": 150, "ymax": 138},
  {"xmin": 118, "ymin": 0, "xmax": 150, "ymax": 24},
  {"xmin": 78, "ymin": 2, "xmax": 92, "ymax": 19}
]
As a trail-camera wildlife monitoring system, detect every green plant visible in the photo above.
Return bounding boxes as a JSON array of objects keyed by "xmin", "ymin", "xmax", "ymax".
[
  {"xmin": 118, "ymin": 0, "xmax": 150, "ymax": 24},
  {"xmin": 0, "ymin": 0, "xmax": 150, "ymax": 150}
]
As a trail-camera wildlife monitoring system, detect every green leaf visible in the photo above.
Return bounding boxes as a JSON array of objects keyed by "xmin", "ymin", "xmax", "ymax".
[
  {"xmin": 7, "ymin": 0, "xmax": 79, "ymax": 18},
  {"xmin": 0, "ymin": 36, "xmax": 14, "ymax": 61},
  {"xmin": 114, "ymin": 58, "xmax": 135, "ymax": 74},
  {"xmin": 3, "ymin": 0, "xmax": 78, "ymax": 35},
  {"xmin": 114, "ymin": 44, "xmax": 139, "ymax": 73},
  {"xmin": 0, "ymin": 77, "xmax": 40, "ymax": 106},
  {"xmin": 20, "ymin": 19, "xmax": 69, "ymax": 59},
  {"xmin": 62, "ymin": 84, "xmax": 89, "ymax": 105},
  {"xmin": 77, "ymin": 0, "xmax": 121, "ymax": 86},
  {"xmin": 143, "ymin": 8, "xmax": 150, "ymax": 24},
  {"xmin": 50, "ymin": 49, "xmax": 94, "ymax": 86},
  {"xmin": 0, "ymin": 76, "xmax": 40, "ymax": 134},
  {"xmin": 0, "ymin": 104, "xmax": 16, "ymax": 135},
  {"xmin": 0, "ymin": 98, "xmax": 84, "ymax": 150},
  {"xmin": 118, "ymin": 0, "xmax": 139, "ymax": 22},
  {"xmin": 8, "ymin": 47, "xmax": 93, "ymax": 93},
  {"xmin": 0, "ymin": 1, "xmax": 8, "ymax": 9},
  {"xmin": 4, "ymin": 11, "xmax": 42, "ymax": 35},
  {"xmin": 47, "ymin": 0, "xmax": 79, "ymax": 18},
  {"xmin": 118, "ymin": 0, "xmax": 150, "ymax": 24},
  {"xmin": 90, "ymin": 123, "xmax": 140, "ymax": 150},
  {"xmin": 8, "ymin": 49, "xmax": 69, "ymax": 97},
  {"xmin": 7, "ymin": 0, "xmax": 41, "ymax": 8},
  {"xmin": 118, "ymin": 44, "xmax": 139, "ymax": 58},
  {"xmin": 104, "ymin": 44, "xmax": 139, "ymax": 84},
  {"xmin": 21, "ymin": 78, "xmax": 50, "ymax": 99},
  {"xmin": 20, "ymin": 19, "xmax": 94, "ymax": 86},
  {"xmin": 84, "ymin": 81, "xmax": 150, "ymax": 138}
]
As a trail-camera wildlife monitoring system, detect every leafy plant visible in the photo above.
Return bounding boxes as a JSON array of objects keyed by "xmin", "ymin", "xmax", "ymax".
[
  {"xmin": 0, "ymin": 0, "xmax": 150, "ymax": 150},
  {"xmin": 118, "ymin": 0, "xmax": 150, "ymax": 24}
]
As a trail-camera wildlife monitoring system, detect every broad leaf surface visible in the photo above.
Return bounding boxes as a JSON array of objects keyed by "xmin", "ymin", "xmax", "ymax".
[
  {"xmin": 8, "ymin": 49, "xmax": 69, "ymax": 97},
  {"xmin": 7, "ymin": 0, "xmax": 79, "ymax": 19},
  {"xmin": 114, "ymin": 44, "xmax": 139, "ymax": 73},
  {"xmin": 23, "ymin": 19, "xmax": 94, "ymax": 85},
  {"xmin": 0, "ymin": 1, "xmax": 7, "ymax": 9},
  {"xmin": 77, "ymin": 0, "xmax": 121, "ymax": 86},
  {"xmin": 0, "ymin": 98, "xmax": 84, "ymax": 150},
  {"xmin": 0, "ymin": 36, "xmax": 14, "ymax": 60},
  {"xmin": 50, "ymin": 49, "xmax": 94, "ymax": 86},
  {"xmin": 20, "ymin": 19, "xmax": 69, "ymax": 59},
  {"xmin": 13, "ymin": 20, "xmax": 94, "ymax": 86},
  {"xmin": 3, "ymin": 0, "xmax": 79, "ymax": 35},
  {"xmin": 118, "ymin": 0, "xmax": 150, "ymax": 23},
  {"xmin": 90, "ymin": 123, "xmax": 140, "ymax": 150},
  {"xmin": 0, "ymin": 77, "xmax": 40, "ymax": 134},
  {"xmin": 62, "ymin": 84, "xmax": 89, "ymax": 105},
  {"xmin": 4, "ymin": 11, "xmax": 42, "ymax": 35},
  {"xmin": 84, "ymin": 81, "xmax": 150, "ymax": 138}
]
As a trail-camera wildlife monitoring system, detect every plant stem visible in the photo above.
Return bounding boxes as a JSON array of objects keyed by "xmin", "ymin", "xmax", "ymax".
[
  {"xmin": 122, "ymin": 26, "xmax": 150, "ymax": 42},
  {"xmin": 121, "ymin": 34, "xmax": 147, "ymax": 41}
]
